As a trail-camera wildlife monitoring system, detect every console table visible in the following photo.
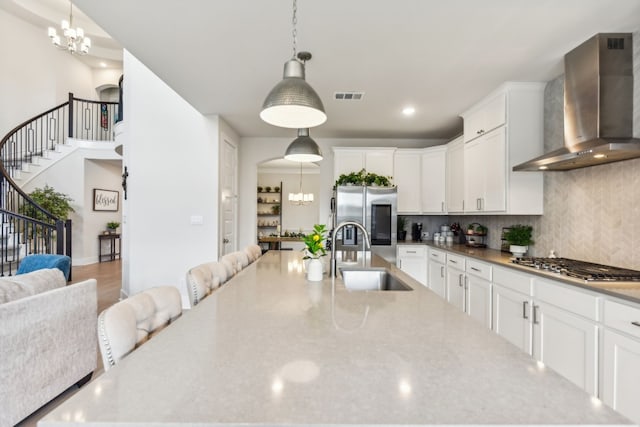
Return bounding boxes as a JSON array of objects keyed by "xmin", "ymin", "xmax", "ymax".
[{"xmin": 98, "ymin": 233, "xmax": 120, "ymax": 262}]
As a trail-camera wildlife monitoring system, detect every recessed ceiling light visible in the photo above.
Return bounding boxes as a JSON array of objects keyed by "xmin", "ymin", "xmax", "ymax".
[
  {"xmin": 402, "ymin": 106, "xmax": 415, "ymax": 116},
  {"xmin": 593, "ymin": 153, "xmax": 607, "ymax": 159},
  {"xmin": 538, "ymin": 165, "xmax": 548, "ymax": 170},
  {"xmin": 99, "ymin": 62, "xmax": 107, "ymax": 68}
]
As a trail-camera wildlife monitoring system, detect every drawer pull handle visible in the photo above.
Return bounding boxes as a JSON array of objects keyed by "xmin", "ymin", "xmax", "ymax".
[
  {"xmin": 470, "ymin": 267, "xmax": 481, "ymax": 272},
  {"xmin": 632, "ymin": 321, "xmax": 640, "ymax": 328},
  {"xmin": 406, "ymin": 250, "xmax": 417, "ymax": 254},
  {"xmin": 450, "ymin": 260, "xmax": 457, "ymax": 264}
]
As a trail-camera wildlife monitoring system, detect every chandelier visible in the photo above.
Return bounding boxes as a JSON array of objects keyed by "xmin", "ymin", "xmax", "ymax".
[
  {"xmin": 48, "ymin": 0, "xmax": 91, "ymax": 55},
  {"xmin": 260, "ymin": 0, "xmax": 326, "ymax": 129},
  {"xmin": 289, "ymin": 163, "xmax": 314, "ymax": 205}
]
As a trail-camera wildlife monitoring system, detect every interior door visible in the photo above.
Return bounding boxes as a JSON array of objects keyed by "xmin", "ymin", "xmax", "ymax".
[{"xmin": 220, "ymin": 135, "xmax": 237, "ymax": 256}]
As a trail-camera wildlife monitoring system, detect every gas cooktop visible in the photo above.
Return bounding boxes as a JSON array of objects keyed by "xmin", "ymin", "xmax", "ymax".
[{"xmin": 511, "ymin": 257, "xmax": 640, "ymax": 282}]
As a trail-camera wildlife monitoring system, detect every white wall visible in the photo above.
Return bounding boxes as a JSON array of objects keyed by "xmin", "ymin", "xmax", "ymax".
[
  {"xmin": 0, "ymin": 9, "xmax": 99, "ymax": 137},
  {"xmin": 122, "ymin": 50, "xmax": 223, "ymax": 304},
  {"xmin": 22, "ymin": 142, "xmax": 122, "ymax": 265},
  {"xmin": 239, "ymin": 137, "xmax": 445, "ymax": 248}
]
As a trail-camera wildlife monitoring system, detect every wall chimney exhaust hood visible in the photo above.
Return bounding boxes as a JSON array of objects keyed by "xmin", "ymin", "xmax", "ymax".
[{"xmin": 513, "ymin": 33, "xmax": 639, "ymax": 171}]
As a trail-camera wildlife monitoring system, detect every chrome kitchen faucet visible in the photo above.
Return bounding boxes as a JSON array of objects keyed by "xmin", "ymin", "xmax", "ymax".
[{"xmin": 330, "ymin": 221, "xmax": 371, "ymax": 278}]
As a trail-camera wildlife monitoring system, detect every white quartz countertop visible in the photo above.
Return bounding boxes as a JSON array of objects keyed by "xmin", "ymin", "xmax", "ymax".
[{"xmin": 40, "ymin": 251, "xmax": 631, "ymax": 426}]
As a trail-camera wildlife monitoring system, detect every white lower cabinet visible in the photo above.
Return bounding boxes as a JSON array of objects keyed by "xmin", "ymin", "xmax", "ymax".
[
  {"xmin": 466, "ymin": 260, "xmax": 492, "ymax": 329},
  {"xmin": 446, "ymin": 254, "xmax": 465, "ymax": 311},
  {"xmin": 532, "ymin": 301, "xmax": 599, "ymax": 395},
  {"xmin": 427, "ymin": 249, "xmax": 446, "ymax": 298},
  {"xmin": 397, "ymin": 245, "xmax": 427, "ymax": 286},
  {"xmin": 492, "ymin": 267, "xmax": 533, "ymax": 354},
  {"xmin": 532, "ymin": 278, "xmax": 599, "ymax": 396},
  {"xmin": 493, "ymin": 283, "xmax": 532, "ymax": 353},
  {"xmin": 603, "ymin": 300, "xmax": 640, "ymax": 424}
]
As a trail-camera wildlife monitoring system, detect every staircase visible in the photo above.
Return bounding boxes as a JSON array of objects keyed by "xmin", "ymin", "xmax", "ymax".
[{"xmin": 0, "ymin": 92, "xmax": 120, "ymax": 275}]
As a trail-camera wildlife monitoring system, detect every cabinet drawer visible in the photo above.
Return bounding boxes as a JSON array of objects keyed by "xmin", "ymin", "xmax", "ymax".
[
  {"xmin": 446, "ymin": 253, "xmax": 465, "ymax": 269},
  {"xmin": 493, "ymin": 266, "xmax": 532, "ymax": 296},
  {"xmin": 604, "ymin": 299, "xmax": 640, "ymax": 339},
  {"xmin": 398, "ymin": 245, "xmax": 426, "ymax": 258},
  {"xmin": 534, "ymin": 279, "xmax": 599, "ymax": 321},
  {"xmin": 428, "ymin": 248, "xmax": 446, "ymax": 264},
  {"xmin": 466, "ymin": 259, "xmax": 492, "ymax": 281}
]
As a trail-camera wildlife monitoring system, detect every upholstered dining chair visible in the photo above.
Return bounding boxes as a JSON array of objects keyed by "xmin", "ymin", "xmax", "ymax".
[
  {"xmin": 186, "ymin": 261, "xmax": 231, "ymax": 307},
  {"xmin": 97, "ymin": 286, "xmax": 182, "ymax": 371},
  {"xmin": 220, "ymin": 254, "xmax": 239, "ymax": 276},
  {"xmin": 233, "ymin": 250, "xmax": 250, "ymax": 269},
  {"xmin": 245, "ymin": 244, "xmax": 262, "ymax": 263}
]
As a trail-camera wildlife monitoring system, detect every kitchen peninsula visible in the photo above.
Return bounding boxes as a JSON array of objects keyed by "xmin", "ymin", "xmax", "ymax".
[{"xmin": 41, "ymin": 251, "xmax": 630, "ymax": 426}]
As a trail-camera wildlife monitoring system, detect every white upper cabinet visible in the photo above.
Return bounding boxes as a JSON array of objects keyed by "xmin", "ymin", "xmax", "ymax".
[
  {"xmin": 394, "ymin": 146, "xmax": 446, "ymax": 215},
  {"xmin": 333, "ymin": 147, "xmax": 395, "ymax": 182},
  {"xmin": 460, "ymin": 82, "xmax": 545, "ymax": 215},
  {"xmin": 464, "ymin": 127, "xmax": 506, "ymax": 212},
  {"xmin": 446, "ymin": 136, "xmax": 464, "ymax": 213},
  {"xmin": 463, "ymin": 91, "xmax": 506, "ymax": 143},
  {"xmin": 394, "ymin": 150, "xmax": 423, "ymax": 213},
  {"xmin": 421, "ymin": 147, "xmax": 447, "ymax": 214}
]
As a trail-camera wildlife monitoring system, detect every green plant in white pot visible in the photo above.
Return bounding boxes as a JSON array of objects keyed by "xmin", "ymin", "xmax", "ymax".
[{"xmin": 504, "ymin": 225, "xmax": 534, "ymax": 258}]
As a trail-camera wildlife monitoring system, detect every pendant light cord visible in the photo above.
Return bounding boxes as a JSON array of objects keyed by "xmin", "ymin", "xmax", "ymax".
[{"xmin": 291, "ymin": 0, "xmax": 297, "ymax": 58}]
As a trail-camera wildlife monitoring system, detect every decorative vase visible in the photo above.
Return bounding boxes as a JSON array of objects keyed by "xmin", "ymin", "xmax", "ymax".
[
  {"xmin": 306, "ymin": 258, "xmax": 324, "ymax": 281},
  {"xmin": 510, "ymin": 244, "xmax": 528, "ymax": 258}
]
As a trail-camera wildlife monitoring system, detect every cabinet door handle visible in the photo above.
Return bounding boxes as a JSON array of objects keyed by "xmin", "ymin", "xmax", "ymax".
[
  {"xmin": 470, "ymin": 267, "xmax": 481, "ymax": 272},
  {"xmin": 533, "ymin": 305, "xmax": 540, "ymax": 324},
  {"xmin": 476, "ymin": 198, "xmax": 481, "ymax": 210},
  {"xmin": 399, "ymin": 260, "xmax": 402, "ymax": 269},
  {"xmin": 441, "ymin": 201, "xmax": 445, "ymax": 212},
  {"xmin": 462, "ymin": 200, "xmax": 465, "ymax": 211},
  {"xmin": 440, "ymin": 266, "xmax": 444, "ymax": 278},
  {"xmin": 522, "ymin": 301, "xmax": 528, "ymax": 319},
  {"xmin": 458, "ymin": 273, "xmax": 463, "ymax": 287},
  {"xmin": 631, "ymin": 321, "xmax": 640, "ymax": 328},
  {"xmin": 464, "ymin": 276, "xmax": 468, "ymax": 290}
]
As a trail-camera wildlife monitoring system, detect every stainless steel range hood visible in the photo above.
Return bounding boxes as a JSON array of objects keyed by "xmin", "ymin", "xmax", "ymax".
[{"xmin": 514, "ymin": 33, "xmax": 639, "ymax": 171}]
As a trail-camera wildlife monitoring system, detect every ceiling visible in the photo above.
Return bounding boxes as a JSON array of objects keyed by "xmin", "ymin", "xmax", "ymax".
[
  {"xmin": 20, "ymin": 0, "xmax": 640, "ymax": 140},
  {"xmin": 0, "ymin": 0, "xmax": 122, "ymax": 69}
]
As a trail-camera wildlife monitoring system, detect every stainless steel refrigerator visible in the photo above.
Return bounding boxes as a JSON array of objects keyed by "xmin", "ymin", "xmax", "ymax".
[{"xmin": 333, "ymin": 185, "xmax": 397, "ymax": 262}]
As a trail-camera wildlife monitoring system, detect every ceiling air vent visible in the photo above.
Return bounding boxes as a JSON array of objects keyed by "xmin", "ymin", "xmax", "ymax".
[{"xmin": 334, "ymin": 92, "xmax": 364, "ymax": 101}]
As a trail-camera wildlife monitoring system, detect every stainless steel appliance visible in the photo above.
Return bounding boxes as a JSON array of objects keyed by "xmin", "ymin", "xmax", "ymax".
[
  {"xmin": 514, "ymin": 33, "xmax": 640, "ymax": 171},
  {"xmin": 511, "ymin": 257, "xmax": 640, "ymax": 282},
  {"xmin": 411, "ymin": 222, "xmax": 422, "ymax": 242},
  {"xmin": 333, "ymin": 185, "xmax": 397, "ymax": 262}
]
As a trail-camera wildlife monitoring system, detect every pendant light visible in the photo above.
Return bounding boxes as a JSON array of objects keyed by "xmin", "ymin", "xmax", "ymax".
[
  {"xmin": 289, "ymin": 163, "xmax": 314, "ymax": 205},
  {"xmin": 284, "ymin": 128, "xmax": 323, "ymax": 162},
  {"xmin": 260, "ymin": 0, "xmax": 326, "ymax": 129}
]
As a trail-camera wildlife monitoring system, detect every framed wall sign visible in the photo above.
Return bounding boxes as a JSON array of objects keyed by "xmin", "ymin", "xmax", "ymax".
[{"xmin": 93, "ymin": 189, "xmax": 119, "ymax": 212}]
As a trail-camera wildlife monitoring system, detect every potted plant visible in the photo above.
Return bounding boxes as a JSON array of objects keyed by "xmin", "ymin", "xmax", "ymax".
[
  {"xmin": 106, "ymin": 221, "xmax": 120, "ymax": 234},
  {"xmin": 274, "ymin": 186, "xmax": 280, "ymax": 193},
  {"xmin": 302, "ymin": 224, "xmax": 327, "ymax": 281},
  {"xmin": 397, "ymin": 216, "xmax": 407, "ymax": 241},
  {"xmin": 265, "ymin": 186, "xmax": 272, "ymax": 193},
  {"xmin": 257, "ymin": 186, "xmax": 263, "ymax": 193},
  {"xmin": 504, "ymin": 224, "xmax": 534, "ymax": 258},
  {"xmin": 271, "ymin": 204, "xmax": 280, "ymax": 215}
]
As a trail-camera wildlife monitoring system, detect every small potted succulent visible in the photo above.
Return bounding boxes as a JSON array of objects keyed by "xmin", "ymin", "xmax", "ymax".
[
  {"xmin": 106, "ymin": 221, "xmax": 120, "ymax": 234},
  {"xmin": 257, "ymin": 186, "xmax": 263, "ymax": 193},
  {"xmin": 265, "ymin": 186, "xmax": 272, "ymax": 193},
  {"xmin": 274, "ymin": 186, "xmax": 280, "ymax": 193},
  {"xmin": 504, "ymin": 224, "xmax": 533, "ymax": 258}
]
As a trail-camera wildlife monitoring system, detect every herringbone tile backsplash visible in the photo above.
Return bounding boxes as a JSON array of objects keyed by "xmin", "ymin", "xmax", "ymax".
[{"xmin": 453, "ymin": 31, "xmax": 640, "ymax": 270}]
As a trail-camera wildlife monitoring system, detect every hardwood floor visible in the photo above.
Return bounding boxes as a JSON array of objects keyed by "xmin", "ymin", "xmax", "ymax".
[{"xmin": 16, "ymin": 260, "xmax": 122, "ymax": 427}]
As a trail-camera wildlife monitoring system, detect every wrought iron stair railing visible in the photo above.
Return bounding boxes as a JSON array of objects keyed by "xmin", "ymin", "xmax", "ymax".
[{"xmin": 0, "ymin": 92, "xmax": 118, "ymax": 275}]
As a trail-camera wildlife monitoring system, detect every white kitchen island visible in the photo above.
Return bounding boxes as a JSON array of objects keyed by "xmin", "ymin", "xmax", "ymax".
[{"xmin": 40, "ymin": 251, "xmax": 631, "ymax": 426}]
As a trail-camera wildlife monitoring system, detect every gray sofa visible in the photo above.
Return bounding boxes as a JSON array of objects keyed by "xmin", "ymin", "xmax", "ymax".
[{"xmin": 0, "ymin": 269, "xmax": 97, "ymax": 426}]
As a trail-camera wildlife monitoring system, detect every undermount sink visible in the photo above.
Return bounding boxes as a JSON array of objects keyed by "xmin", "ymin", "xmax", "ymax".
[{"xmin": 339, "ymin": 267, "xmax": 413, "ymax": 291}]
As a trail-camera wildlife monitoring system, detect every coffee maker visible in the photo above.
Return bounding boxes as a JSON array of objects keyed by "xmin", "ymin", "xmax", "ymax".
[{"xmin": 411, "ymin": 222, "xmax": 423, "ymax": 241}]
